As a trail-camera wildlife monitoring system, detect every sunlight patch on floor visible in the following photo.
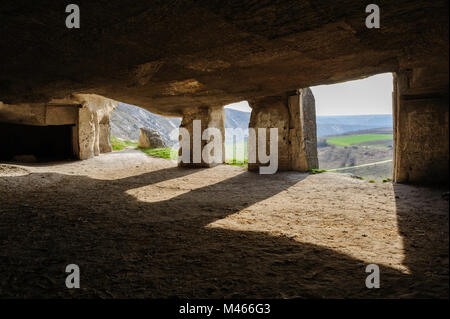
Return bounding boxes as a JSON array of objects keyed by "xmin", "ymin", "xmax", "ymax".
[
  {"xmin": 125, "ymin": 166, "xmax": 243, "ymax": 203},
  {"xmin": 206, "ymin": 185, "xmax": 410, "ymax": 274}
]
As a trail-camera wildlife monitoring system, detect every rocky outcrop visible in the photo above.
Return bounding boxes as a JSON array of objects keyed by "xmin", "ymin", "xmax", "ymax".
[
  {"xmin": 111, "ymin": 103, "xmax": 181, "ymax": 145},
  {"xmin": 138, "ymin": 128, "xmax": 167, "ymax": 149}
]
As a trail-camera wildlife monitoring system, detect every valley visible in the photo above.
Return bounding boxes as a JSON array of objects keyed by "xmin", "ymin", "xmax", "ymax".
[{"xmin": 110, "ymin": 105, "xmax": 393, "ymax": 180}]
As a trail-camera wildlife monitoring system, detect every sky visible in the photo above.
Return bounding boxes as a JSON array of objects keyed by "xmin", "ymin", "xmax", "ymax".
[
  {"xmin": 224, "ymin": 100, "xmax": 252, "ymax": 113},
  {"xmin": 224, "ymin": 73, "xmax": 393, "ymax": 116}
]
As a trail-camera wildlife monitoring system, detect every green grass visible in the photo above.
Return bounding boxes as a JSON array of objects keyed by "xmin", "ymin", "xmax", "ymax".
[
  {"xmin": 225, "ymin": 159, "xmax": 248, "ymax": 167},
  {"xmin": 111, "ymin": 136, "xmax": 138, "ymax": 151},
  {"xmin": 111, "ymin": 136, "xmax": 177, "ymax": 160},
  {"xmin": 138, "ymin": 147, "xmax": 178, "ymax": 160},
  {"xmin": 310, "ymin": 169, "xmax": 327, "ymax": 174},
  {"xmin": 326, "ymin": 134, "xmax": 393, "ymax": 147}
]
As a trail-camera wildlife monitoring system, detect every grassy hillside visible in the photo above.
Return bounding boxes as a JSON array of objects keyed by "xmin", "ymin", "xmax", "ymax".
[
  {"xmin": 111, "ymin": 103, "xmax": 180, "ymax": 145},
  {"xmin": 318, "ymin": 129, "xmax": 393, "ymax": 181},
  {"xmin": 326, "ymin": 134, "xmax": 393, "ymax": 147}
]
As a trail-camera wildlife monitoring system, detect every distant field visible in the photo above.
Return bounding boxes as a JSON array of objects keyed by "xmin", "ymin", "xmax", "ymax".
[
  {"xmin": 326, "ymin": 134, "xmax": 393, "ymax": 147},
  {"xmin": 319, "ymin": 131, "xmax": 393, "ymax": 181}
]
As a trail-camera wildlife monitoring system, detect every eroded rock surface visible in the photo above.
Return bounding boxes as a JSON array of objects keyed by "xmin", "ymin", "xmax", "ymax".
[
  {"xmin": 0, "ymin": 1, "xmax": 447, "ymax": 116},
  {"xmin": 0, "ymin": 1, "xmax": 448, "ymax": 183},
  {"xmin": 138, "ymin": 128, "xmax": 167, "ymax": 149},
  {"xmin": 74, "ymin": 94, "xmax": 118, "ymax": 159}
]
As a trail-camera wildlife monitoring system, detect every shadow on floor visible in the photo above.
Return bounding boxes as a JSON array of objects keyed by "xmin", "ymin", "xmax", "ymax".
[
  {"xmin": 0, "ymin": 166, "xmax": 448, "ymax": 298},
  {"xmin": 393, "ymin": 183, "xmax": 449, "ymax": 298}
]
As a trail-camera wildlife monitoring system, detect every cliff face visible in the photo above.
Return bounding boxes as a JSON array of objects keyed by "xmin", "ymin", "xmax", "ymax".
[
  {"xmin": 111, "ymin": 103, "xmax": 181, "ymax": 145},
  {"xmin": 111, "ymin": 104, "xmax": 254, "ymax": 144}
]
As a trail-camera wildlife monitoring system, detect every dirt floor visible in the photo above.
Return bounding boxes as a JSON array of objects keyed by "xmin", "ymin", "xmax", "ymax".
[{"xmin": 0, "ymin": 150, "xmax": 448, "ymax": 298}]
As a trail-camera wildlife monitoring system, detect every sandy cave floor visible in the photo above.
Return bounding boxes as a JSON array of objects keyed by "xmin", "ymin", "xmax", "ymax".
[{"xmin": 0, "ymin": 149, "xmax": 448, "ymax": 298}]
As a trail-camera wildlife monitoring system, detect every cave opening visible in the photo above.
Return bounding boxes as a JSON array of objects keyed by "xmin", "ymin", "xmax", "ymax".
[
  {"xmin": 310, "ymin": 73, "xmax": 394, "ymax": 182},
  {"xmin": 223, "ymin": 101, "xmax": 252, "ymax": 166},
  {"xmin": 0, "ymin": 123, "xmax": 76, "ymax": 162}
]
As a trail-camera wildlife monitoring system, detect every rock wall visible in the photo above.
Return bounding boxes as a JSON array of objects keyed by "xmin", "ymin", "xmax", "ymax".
[
  {"xmin": 0, "ymin": 102, "xmax": 47, "ymax": 125},
  {"xmin": 0, "ymin": 102, "xmax": 78, "ymax": 126},
  {"xmin": 248, "ymin": 89, "xmax": 318, "ymax": 173},
  {"xmin": 393, "ymin": 69, "xmax": 449, "ymax": 184}
]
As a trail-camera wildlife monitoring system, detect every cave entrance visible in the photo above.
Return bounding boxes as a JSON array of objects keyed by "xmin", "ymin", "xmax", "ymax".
[
  {"xmin": 0, "ymin": 123, "xmax": 77, "ymax": 162},
  {"xmin": 109, "ymin": 102, "xmax": 181, "ymax": 160},
  {"xmin": 223, "ymin": 101, "xmax": 252, "ymax": 166},
  {"xmin": 310, "ymin": 73, "xmax": 394, "ymax": 182}
]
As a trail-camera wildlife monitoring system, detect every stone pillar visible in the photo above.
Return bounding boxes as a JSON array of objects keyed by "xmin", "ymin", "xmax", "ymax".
[
  {"xmin": 74, "ymin": 94, "xmax": 117, "ymax": 160},
  {"xmin": 288, "ymin": 88, "xmax": 319, "ymax": 171},
  {"xmin": 178, "ymin": 106, "xmax": 225, "ymax": 168},
  {"xmin": 248, "ymin": 89, "xmax": 318, "ymax": 173},
  {"xmin": 248, "ymin": 96, "xmax": 291, "ymax": 172},
  {"xmin": 99, "ymin": 114, "xmax": 113, "ymax": 154},
  {"xmin": 78, "ymin": 106, "xmax": 97, "ymax": 160},
  {"xmin": 393, "ymin": 69, "xmax": 449, "ymax": 184}
]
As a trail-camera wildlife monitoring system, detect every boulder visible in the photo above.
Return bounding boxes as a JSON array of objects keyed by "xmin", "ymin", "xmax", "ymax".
[{"xmin": 138, "ymin": 128, "xmax": 167, "ymax": 149}]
